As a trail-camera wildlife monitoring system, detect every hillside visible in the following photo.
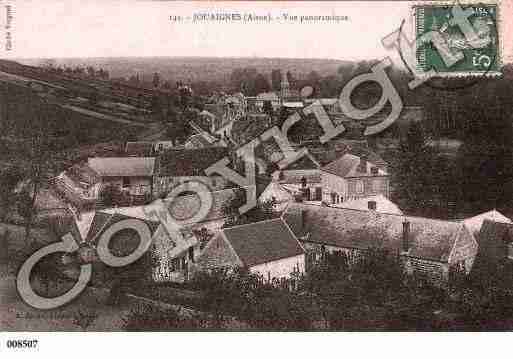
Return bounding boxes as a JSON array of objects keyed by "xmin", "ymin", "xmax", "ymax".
[{"xmin": 16, "ymin": 57, "xmax": 353, "ymax": 83}]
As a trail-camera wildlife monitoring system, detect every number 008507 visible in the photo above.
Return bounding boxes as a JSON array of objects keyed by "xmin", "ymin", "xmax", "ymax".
[{"xmin": 6, "ymin": 339, "xmax": 38, "ymax": 349}]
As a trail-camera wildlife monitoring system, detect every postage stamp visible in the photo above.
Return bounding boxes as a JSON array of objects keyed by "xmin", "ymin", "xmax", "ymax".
[{"xmin": 414, "ymin": 2, "xmax": 501, "ymax": 76}]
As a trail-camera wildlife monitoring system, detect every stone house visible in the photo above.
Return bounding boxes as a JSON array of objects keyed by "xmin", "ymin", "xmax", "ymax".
[
  {"xmin": 88, "ymin": 157, "xmax": 155, "ymax": 198},
  {"xmin": 320, "ymin": 153, "xmax": 390, "ymax": 205},
  {"xmin": 282, "ymin": 203, "xmax": 478, "ymax": 285},
  {"xmin": 195, "ymin": 218, "xmax": 305, "ymax": 282}
]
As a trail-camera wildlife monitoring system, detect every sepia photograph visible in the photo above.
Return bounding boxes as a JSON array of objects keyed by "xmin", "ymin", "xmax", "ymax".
[{"xmin": 1, "ymin": 0, "xmax": 513, "ymax": 354}]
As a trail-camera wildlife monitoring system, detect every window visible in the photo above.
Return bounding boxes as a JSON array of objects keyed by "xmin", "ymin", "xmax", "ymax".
[
  {"xmin": 122, "ymin": 177, "xmax": 130, "ymax": 188},
  {"xmin": 356, "ymin": 180, "xmax": 364, "ymax": 194},
  {"xmin": 372, "ymin": 179, "xmax": 381, "ymax": 193},
  {"xmin": 315, "ymin": 187, "xmax": 322, "ymax": 201},
  {"xmin": 188, "ymin": 247, "xmax": 194, "ymax": 262},
  {"xmin": 508, "ymin": 243, "xmax": 513, "ymax": 260}
]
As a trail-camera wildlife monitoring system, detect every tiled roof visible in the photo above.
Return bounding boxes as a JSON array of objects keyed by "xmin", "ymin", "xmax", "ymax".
[
  {"xmin": 161, "ymin": 178, "xmax": 272, "ymax": 225},
  {"xmin": 462, "ymin": 210, "xmax": 512, "ymax": 237},
  {"xmin": 331, "ymin": 195, "xmax": 403, "ymax": 215},
  {"xmin": 155, "ymin": 147, "xmax": 228, "ymax": 176},
  {"xmin": 256, "ymin": 92, "xmax": 279, "ymax": 101},
  {"xmin": 125, "ymin": 141, "xmax": 154, "ymax": 156},
  {"xmin": 222, "ymin": 218, "xmax": 304, "ymax": 267},
  {"xmin": 185, "ymin": 134, "xmax": 215, "ymax": 149},
  {"xmin": 231, "ymin": 114, "xmax": 272, "ymax": 145},
  {"xmin": 88, "ymin": 157, "xmax": 155, "ymax": 177},
  {"xmin": 321, "ymin": 153, "xmax": 360, "ymax": 178},
  {"xmin": 282, "ymin": 152, "xmax": 320, "ymax": 171},
  {"xmin": 321, "ymin": 153, "xmax": 387, "ymax": 178},
  {"xmin": 164, "ymin": 187, "xmax": 239, "ymax": 225},
  {"xmin": 283, "ymin": 203, "xmax": 472, "ymax": 262},
  {"xmin": 308, "ymin": 143, "xmax": 387, "ymax": 168}
]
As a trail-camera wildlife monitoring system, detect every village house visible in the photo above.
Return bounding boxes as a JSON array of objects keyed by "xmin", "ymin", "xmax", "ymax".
[
  {"xmin": 320, "ymin": 153, "xmax": 390, "ymax": 204},
  {"xmin": 278, "ymin": 152, "xmax": 323, "ymax": 202},
  {"xmin": 282, "ymin": 203, "xmax": 478, "ymax": 285},
  {"xmin": 73, "ymin": 206, "xmax": 196, "ymax": 283},
  {"xmin": 149, "ymin": 180, "xmax": 288, "ymax": 282},
  {"xmin": 88, "ymin": 157, "xmax": 155, "ymax": 199},
  {"xmin": 50, "ymin": 162, "xmax": 102, "ymax": 210},
  {"xmin": 152, "ymin": 147, "xmax": 230, "ymax": 198},
  {"xmin": 195, "ymin": 218, "xmax": 305, "ymax": 282}
]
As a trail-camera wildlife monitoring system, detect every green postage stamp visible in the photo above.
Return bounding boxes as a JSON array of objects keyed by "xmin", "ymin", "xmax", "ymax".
[{"xmin": 414, "ymin": 2, "xmax": 501, "ymax": 76}]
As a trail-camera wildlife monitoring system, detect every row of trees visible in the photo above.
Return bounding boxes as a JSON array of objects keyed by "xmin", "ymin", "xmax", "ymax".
[
  {"xmin": 42, "ymin": 61, "xmax": 110, "ymax": 80},
  {"xmin": 392, "ymin": 114, "xmax": 513, "ymax": 218},
  {"xmin": 122, "ymin": 248, "xmax": 513, "ymax": 331}
]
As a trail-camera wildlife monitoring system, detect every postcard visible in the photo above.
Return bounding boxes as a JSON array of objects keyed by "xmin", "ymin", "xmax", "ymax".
[{"xmin": 0, "ymin": 0, "xmax": 513, "ymax": 356}]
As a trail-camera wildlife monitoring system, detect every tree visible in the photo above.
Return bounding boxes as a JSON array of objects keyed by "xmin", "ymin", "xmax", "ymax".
[
  {"xmin": 392, "ymin": 121, "xmax": 440, "ymax": 214},
  {"xmin": 271, "ymin": 69, "xmax": 281, "ymax": 92},
  {"xmin": 72, "ymin": 308, "xmax": 98, "ymax": 330},
  {"xmin": 262, "ymin": 100, "xmax": 273, "ymax": 116},
  {"xmin": 100, "ymin": 184, "xmax": 123, "ymax": 208},
  {"xmin": 122, "ymin": 303, "xmax": 205, "ymax": 331},
  {"xmin": 152, "ymin": 72, "xmax": 161, "ymax": 89},
  {"xmin": 19, "ymin": 99, "xmax": 66, "ymax": 242},
  {"xmin": 86, "ymin": 66, "xmax": 96, "ymax": 78},
  {"xmin": 286, "ymin": 70, "xmax": 295, "ymax": 85},
  {"xmin": 254, "ymin": 73, "xmax": 270, "ymax": 94},
  {"xmin": 221, "ymin": 189, "xmax": 278, "ymax": 228},
  {"xmin": 0, "ymin": 229, "xmax": 10, "ymax": 265},
  {"xmin": 0, "ymin": 167, "xmax": 23, "ymax": 222}
]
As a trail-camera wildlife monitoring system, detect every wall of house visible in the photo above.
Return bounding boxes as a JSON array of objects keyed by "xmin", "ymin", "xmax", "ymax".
[
  {"xmin": 402, "ymin": 257, "xmax": 449, "ymax": 285},
  {"xmin": 302, "ymin": 241, "xmax": 362, "ymax": 266},
  {"xmin": 302, "ymin": 240, "xmax": 450, "ymax": 285},
  {"xmin": 346, "ymin": 176, "xmax": 389, "ymax": 201},
  {"xmin": 151, "ymin": 226, "xmax": 201, "ymax": 283},
  {"xmin": 249, "ymin": 254, "xmax": 305, "ymax": 281},
  {"xmin": 101, "ymin": 176, "xmax": 152, "ymax": 193},
  {"xmin": 281, "ymin": 169, "xmax": 320, "ymax": 184},
  {"xmin": 448, "ymin": 228, "xmax": 479, "ymax": 274},
  {"xmin": 321, "ymin": 171, "xmax": 348, "ymax": 203}
]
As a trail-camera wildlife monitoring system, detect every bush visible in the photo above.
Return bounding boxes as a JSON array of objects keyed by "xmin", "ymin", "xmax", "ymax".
[{"xmin": 122, "ymin": 303, "xmax": 204, "ymax": 331}]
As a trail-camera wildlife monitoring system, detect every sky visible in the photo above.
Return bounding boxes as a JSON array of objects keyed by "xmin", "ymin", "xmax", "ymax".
[{"xmin": 1, "ymin": 0, "xmax": 512, "ymax": 63}]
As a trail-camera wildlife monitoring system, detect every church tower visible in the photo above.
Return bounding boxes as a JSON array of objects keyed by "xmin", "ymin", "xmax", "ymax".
[{"xmin": 280, "ymin": 70, "xmax": 290, "ymax": 103}]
